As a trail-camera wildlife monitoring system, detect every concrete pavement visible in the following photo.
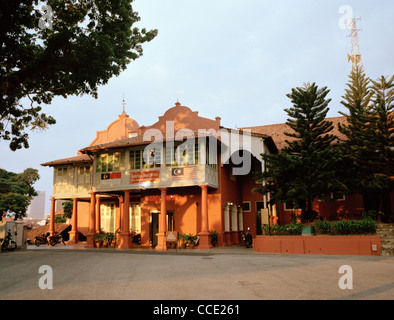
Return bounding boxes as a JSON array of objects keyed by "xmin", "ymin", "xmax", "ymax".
[{"xmin": 0, "ymin": 244, "xmax": 393, "ymax": 300}]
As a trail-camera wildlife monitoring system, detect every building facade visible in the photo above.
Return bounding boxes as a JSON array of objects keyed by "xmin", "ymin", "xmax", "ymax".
[
  {"xmin": 42, "ymin": 102, "xmax": 277, "ymax": 250},
  {"xmin": 26, "ymin": 190, "xmax": 46, "ymax": 220}
]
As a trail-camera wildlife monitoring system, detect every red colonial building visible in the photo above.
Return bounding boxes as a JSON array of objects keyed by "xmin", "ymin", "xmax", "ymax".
[
  {"xmin": 42, "ymin": 101, "xmax": 277, "ymax": 250},
  {"xmin": 42, "ymin": 102, "xmax": 393, "ymax": 250}
]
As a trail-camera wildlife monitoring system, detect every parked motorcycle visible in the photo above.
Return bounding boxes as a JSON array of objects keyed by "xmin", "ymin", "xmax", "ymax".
[
  {"xmin": 34, "ymin": 232, "xmax": 50, "ymax": 246},
  {"xmin": 48, "ymin": 233, "xmax": 66, "ymax": 246},
  {"xmin": 1, "ymin": 231, "xmax": 17, "ymax": 251},
  {"xmin": 242, "ymin": 227, "xmax": 253, "ymax": 248}
]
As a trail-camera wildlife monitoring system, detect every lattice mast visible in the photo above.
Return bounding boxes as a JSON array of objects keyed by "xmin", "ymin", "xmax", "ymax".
[{"xmin": 347, "ymin": 18, "xmax": 363, "ymax": 70}]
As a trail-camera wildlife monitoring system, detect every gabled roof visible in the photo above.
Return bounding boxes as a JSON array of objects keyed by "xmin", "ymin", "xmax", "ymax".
[{"xmin": 79, "ymin": 130, "xmax": 223, "ymax": 154}]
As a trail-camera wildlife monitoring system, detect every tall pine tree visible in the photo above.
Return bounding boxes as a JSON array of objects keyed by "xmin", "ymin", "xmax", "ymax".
[
  {"xmin": 339, "ymin": 66, "xmax": 394, "ymax": 221},
  {"xmin": 338, "ymin": 65, "xmax": 374, "ymax": 193},
  {"xmin": 369, "ymin": 75, "xmax": 394, "ymax": 179},
  {"xmin": 256, "ymin": 83, "xmax": 345, "ymax": 222},
  {"xmin": 369, "ymin": 75, "xmax": 394, "ymax": 220}
]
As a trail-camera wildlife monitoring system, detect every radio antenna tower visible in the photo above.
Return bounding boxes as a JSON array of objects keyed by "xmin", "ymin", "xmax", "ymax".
[{"xmin": 346, "ymin": 17, "xmax": 363, "ymax": 70}]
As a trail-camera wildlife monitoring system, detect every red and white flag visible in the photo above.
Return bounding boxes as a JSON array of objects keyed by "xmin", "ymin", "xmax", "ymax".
[{"xmin": 171, "ymin": 166, "xmax": 197, "ymax": 180}]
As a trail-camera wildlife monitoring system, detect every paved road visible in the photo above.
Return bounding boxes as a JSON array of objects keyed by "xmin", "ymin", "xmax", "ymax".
[{"xmin": 0, "ymin": 245, "xmax": 393, "ymax": 300}]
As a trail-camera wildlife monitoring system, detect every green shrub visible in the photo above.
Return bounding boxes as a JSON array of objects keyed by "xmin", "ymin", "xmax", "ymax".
[
  {"xmin": 261, "ymin": 223, "xmax": 302, "ymax": 235},
  {"xmin": 261, "ymin": 224, "xmax": 280, "ymax": 234},
  {"xmin": 334, "ymin": 219, "xmax": 376, "ymax": 235},
  {"xmin": 315, "ymin": 220, "xmax": 332, "ymax": 233},
  {"xmin": 361, "ymin": 210, "xmax": 378, "ymax": 220},
  {"xmin": 285, "ymin": 222, "xmax": 303, "ymax": 235},
  {"xmin": 334, "ymin": 220, "xmax": 351, "ymax": 235},
  {"xmin": 262, "ymin": 218, "xmax": 376, "ymax": 236},
  {"xmin": 359, "ymin": 219, "xmax": 376, "ymax": 234}
]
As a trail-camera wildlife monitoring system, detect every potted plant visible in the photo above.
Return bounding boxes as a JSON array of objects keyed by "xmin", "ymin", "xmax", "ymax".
[
  {"xmin": 187, "ymin": 234, "xmax": 198, "ymax": 249},
  {"xmin": 179, "ymin": 234, "xmax": 188, "ymax": 249},
  {"xmin": 210, "ymin": 229, "xmax": 218, "ymax": 247},
  {"xmin": 106, "ymin": 232, "xmax": 115, "ymax": 247},
  {"xmin": 100, "ymin": 232, "xmax": 115, "ymax": 247},
  {"xmin": 93, "ymin": 231, "xmax": 105, "ymax": 248}
]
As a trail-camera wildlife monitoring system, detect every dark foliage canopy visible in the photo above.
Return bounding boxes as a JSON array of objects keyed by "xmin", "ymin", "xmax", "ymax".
[{"xmin": 1, "ymin": 0, "xmax": 158, "ymax": 150}]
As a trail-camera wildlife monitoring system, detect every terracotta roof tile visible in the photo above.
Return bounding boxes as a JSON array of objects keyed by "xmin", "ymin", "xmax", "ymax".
[
  {"xmin": 41, "ymin": 154, "xmax": 93, "ymax": 167},
  {"xmin": 241, "ymin": 116, "xmax": 348, "ymax": 150},
  {"xmin": 79, "ymin": 130, "xmax": 219, "ymax": 153}
]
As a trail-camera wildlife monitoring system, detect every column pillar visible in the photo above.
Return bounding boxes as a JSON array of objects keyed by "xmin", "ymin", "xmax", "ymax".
[
  {"xmin": 49, "ymin": 198, "xmax": 55, "ymax": 236},
  {"xmin": 118, "ymin": 195, "xmax": 124, "ymax": 232},
  {"xmin": 118, "ymin": 190, "xmax": 133, "ymax": 249},
  {"xmin": 156, "ymin": 188, "xmax": 167, "ymax": 251},
  {"xmin": 95, "ymin": 196, "xmax": 101, "ymax": 233},
  {"xmin": 68, "ymin": 198, "xmax": 79, "ymax": 244},
  {"xmin": 86, "ymin": 192, "xmax": 96, "ymax": 248},
  {"xmin": 198, "ymin": 185, "xmax": 212, "ymax": 249}
]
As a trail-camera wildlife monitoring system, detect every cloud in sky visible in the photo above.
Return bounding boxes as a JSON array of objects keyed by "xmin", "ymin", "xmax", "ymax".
[{"xmin": 1, "ymin": 0, "xmax": 393, "ymax": 213}]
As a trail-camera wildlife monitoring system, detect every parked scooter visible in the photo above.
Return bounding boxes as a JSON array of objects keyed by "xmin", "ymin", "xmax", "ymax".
[
  {"xmin": 242, "ymin": 227, "xmax": 253, "ymax": 248},
  {"xmin": 34, "ymin": 232, "xmax": 50, "ymax": 246},
  {"xmin": 1, "ymin": 231, "xmax": 17, "ymax": 251},
  {"xmin": 48, "ymin": 233, "xmax": 66, "ymax": 246}
]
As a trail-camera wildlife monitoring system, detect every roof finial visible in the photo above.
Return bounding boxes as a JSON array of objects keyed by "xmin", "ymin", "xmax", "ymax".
[
  {"xmin": 175, "ymin": 98, "xmax": 181, "ymax": 107},
  {"xmin": 122, "ymin": 94, "xmax": 126, "ymax": 114}
]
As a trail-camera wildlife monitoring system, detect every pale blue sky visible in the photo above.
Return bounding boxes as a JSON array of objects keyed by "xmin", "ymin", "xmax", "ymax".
[{"xmin": 1, "ymin": 0, "xmax": 393, "ymax": 214}]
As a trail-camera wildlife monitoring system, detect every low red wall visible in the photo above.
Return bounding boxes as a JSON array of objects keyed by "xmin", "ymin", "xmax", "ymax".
[{"xmin": 253, "ymin": 235, "xmax": 381, "ymax": 256}]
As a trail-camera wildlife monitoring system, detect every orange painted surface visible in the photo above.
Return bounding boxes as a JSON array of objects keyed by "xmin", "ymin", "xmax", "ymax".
[
  {"xmin": 76, "ymin": 201, "xmax": 90, "ymax": 238},
  {"xmin": 277, "ymin": 193, "xmax": 366, "ymax": 225},
  {"xmin": 89, "ymin": 113, "xmax": 140, "ymax": 147},
  {"xmin": 253, "ymin": 235, "xmax": 381, "ymax": 256},
  {"xmin": 150, "ymin": 102, "xmax": 220, "ymax": 133}
]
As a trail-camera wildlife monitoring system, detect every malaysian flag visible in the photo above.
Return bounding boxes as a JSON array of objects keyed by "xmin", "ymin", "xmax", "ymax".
[
  {"xmin": 171, "ymin": 166, "xmax": 197, "ymax": 180},
  {"xmin": 101, "ymin": 172, "xmax": 121, "ymax": 180}
]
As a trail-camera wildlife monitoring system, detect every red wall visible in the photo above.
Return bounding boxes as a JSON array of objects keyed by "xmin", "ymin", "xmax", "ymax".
[{"xmin": 277, "ymin": 193, "xmax": 366, "ymax": 225}]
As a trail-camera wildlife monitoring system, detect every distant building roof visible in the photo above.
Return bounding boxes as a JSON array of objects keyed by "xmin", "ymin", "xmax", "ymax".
[
  {"xmin": 26, "ymin": 223, "xmax": 70, "ymax": 241},
  {"xmin": 241, "ymin": 116, "xmax": 348, "ymax": 150},
  {"xmin": 41, "ymin": 154, "xmax": 93, "ymax": 167}
]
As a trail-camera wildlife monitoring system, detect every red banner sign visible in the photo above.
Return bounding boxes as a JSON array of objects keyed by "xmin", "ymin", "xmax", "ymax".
[
  {"xmin": 130, "ymin": 170, "xmax": 160, "ymax": 184},
  {"xmin": 143, "ymin": 195, "xmax": 181, "ymax": 202}
]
